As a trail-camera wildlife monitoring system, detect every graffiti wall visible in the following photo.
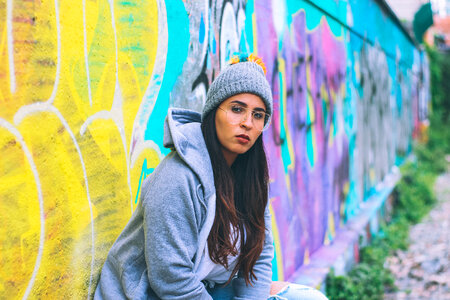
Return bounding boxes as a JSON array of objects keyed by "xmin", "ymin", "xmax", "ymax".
[{"xmin": 0, "ymin": 0, "xmax": 429, "ymax": 297}]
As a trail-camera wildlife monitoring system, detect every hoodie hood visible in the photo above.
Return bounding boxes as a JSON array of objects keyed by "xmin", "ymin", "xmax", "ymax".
[{"xmin": 163, "ymin": 108, "xmax": 215, "ymax": 199}]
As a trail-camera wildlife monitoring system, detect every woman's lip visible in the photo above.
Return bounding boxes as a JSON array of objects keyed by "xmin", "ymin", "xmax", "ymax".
[{"xmin": 236, "ymin": 135, "xmax": 250, "ymax": 143}]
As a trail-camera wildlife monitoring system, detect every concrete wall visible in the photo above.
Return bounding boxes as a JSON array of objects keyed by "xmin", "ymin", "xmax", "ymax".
[{"xmin": 0, "ymin": 0, "xmax": 429, "ymax": 298}]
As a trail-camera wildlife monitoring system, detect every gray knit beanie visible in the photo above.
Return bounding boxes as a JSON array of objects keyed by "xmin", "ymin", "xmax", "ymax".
[{"xmin": 202, "ymin": 60, "xmax": 273, "ymax": 121}]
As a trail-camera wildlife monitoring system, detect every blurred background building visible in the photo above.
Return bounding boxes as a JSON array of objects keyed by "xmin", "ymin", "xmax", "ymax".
[
  {"xmin": 387, "ymin": 0, "xmax": 450, "ymax": 49},
  {"xmin": 386, "ymin": 0, "xmax": 431, "ymax": 21}
]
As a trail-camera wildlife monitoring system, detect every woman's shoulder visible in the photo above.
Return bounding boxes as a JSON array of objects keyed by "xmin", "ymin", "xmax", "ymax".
[
  {"xmin": 154, "ymin": 150, "xmax": 199, "ymax": 180},
  {"xmin": 141, "ymin": 150, "xmax": 203, "ymax": 199},
  {"xmin": 139, "ymin": 150, "xmax": 208, "ymax": 226}
]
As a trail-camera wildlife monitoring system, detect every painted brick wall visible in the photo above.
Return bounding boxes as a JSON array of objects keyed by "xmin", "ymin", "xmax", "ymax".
[{"xmin": 0, "ymin": 0, "xmax": 429, "ymax": 297}]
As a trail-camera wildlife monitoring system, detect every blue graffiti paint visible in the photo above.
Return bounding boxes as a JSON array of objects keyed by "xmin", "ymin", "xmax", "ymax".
[
  {"xmin": 349, "ymin": 0, "xmax": 416, "ymax": 68},
  {"xmin": 199, "ymin": 13, "xmax": 206, "ymax": 44},
  {"xmin": 135, "ymin": 159, "xmax": 155, "ymax": 204},
  {"xmin": 119, "ymin": 1, "xmax": 137, "ymax": 7},
  {"xmin": 208, "ymin": 9, "xmax": 217, "ymax": 55},
  {"xmin": 144, "ymin": 0, "xmax": 190, "ymax": 154},
  {"xmin": 285, "ymin": 0, "xmax": 343, "ymax": 37},
  {"xmin": 244, "ymin": 0, "xmax": 255, "ymax": 53},
  {"xmin": 239, "ymin": 29, "xmax": 248, "ymax": 53},
  {"xmin": 343, "ymin": 30, "xmax": 359, "ymax": 220},
  {"xmin": 225, "ymin": 41, "xmax": 231, "ymax": 62},
  {"xmin": 306, "ymin": 95, "xmax": 315, "ymax": 167},
  {"xmin": 271, "ymin": 242, "xmax": 279, "ymax": 281},
  {"xmin": 119, "ymin": 14, "xmax": 135, "ymax": 26},
  {"xmin": 120, "ymin": 43, "xmax": 145, "ymax": 52},
  {"xmin": 278, "ymin": 70, "xmax": 292, "ymax": 174}
]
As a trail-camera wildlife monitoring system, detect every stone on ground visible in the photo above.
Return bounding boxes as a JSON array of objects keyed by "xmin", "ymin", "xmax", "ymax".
[{"xmin": 384, "ymin": 172, "xmax": 450, "ymax": 300}]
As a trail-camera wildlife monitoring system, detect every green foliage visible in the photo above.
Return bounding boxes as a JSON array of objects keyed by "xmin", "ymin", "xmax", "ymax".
[
  {"xmin": 415, "ymin": 117, "xmax": 450, "ymax": 175},
  {"xmin": 381, "ymin": 218, "xmax": 409, "ymax": 251},
  {"xmin": 325, "ymin": 254, "xmax": 396, "ymax": 300},
  {"xmin": 393, "ymin": 161, "xmax": 437, "ymax": 223},
  {"xmin": 325, "ymin": 146, "xmax": 440, "ymax": 299},
  {"xmin": 348, "ymin": 263, "xmax": 395, "ymax": 299},
  {"xmin": 326, "ymin": 151, "xmax": 441, "ymax": 299},
  {"xmin": 326, "ymin": 164, "xmax": 442, "ymax": 297},
  {"xmin": 415, "ymin": 141, "xmax": 446, "ymax": 174},
  {"xmin": 326, "ymin": 270, "xmax": 357, "ymax": 300},
  {"xmin": 325, "ymin": 224, "xmax": 401, "ymax": 300},
  {"xmin": 426, "ymin": 46, "xmax": 450, "ymax": 124}
]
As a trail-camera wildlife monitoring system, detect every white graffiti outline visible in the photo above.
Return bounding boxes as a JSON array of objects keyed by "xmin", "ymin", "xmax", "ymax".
[
  {"xmin": 0, "ymin": 119, "xmax": 45, "ymax": 300},
  {"xmin": 130, "ymin": 140, "xmax": 164, "ymax": 169},
  {"xmin": 83, "ymin": 0, "xmax": 93, "ymax": 106},
  {"xmin": 109, "ymin": 0, "xmax": 133, "ymax": 215},
  {"xmin": 79, "ymin": 80, "xmax": 133, "ymax": 214},
  {"xmin": 129, "ymin": 0, "xmax": 168, "ymax": 170},
  {"xmin": 79, "ymin": 79, "xmax": 132, "ymax": 217},
  {"xmin": 48, "ymin": 0, "xmax": 61, "ymax": 105},
  {"xmin": 10, "ymin": 0, "xmax": 94, "ymax": 297},
  {"xmin": 108, "ymin": 0, "xmax": 119, "ymax": 76},
  {"xmin": 220, "ymin": 2, "xmax": 239, "ymax": 67},
  {"xmin": 14, "ymin": 103, "xmax": 96, "ymax": 300},
  {"xmin": 80, "ymin": 110, "xmax": 111, "ymax": 136}
]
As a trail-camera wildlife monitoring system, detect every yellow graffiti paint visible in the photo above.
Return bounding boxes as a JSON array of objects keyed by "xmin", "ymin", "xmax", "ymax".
[
  {"xmin": 269, "ymin": 201, "xmax": 285, "ymax": 281},
  {"xmin": 328, "ymin": 211, "xmax": 336, "ymax": 239},
  {"xmin": 278, "ymin": 58, "xmax": 295, "ymax": 172},
  {"xmin": 130, "ymin": 146, "xmax": 161, "ymax": 212},
  {"xmin": 0, "ymin": 128, "xmax": 40, "ymax": 297},
  {"xmin": 284, "ymin": 172, "xmax": 293, "ymax": 205},
  {"xmin": 303, "ymin": 247, "xmax": 310, "ymax": 265},
  {"xmin": 0, "ymin": 0, "xmax": 160, "ymax": 297},
  {"xmin": 252, "ymin": 12, "xmax": 258, "ymax": 55},
  {"xmin": 305, "ymin": 44, "xmax": 317, "ymax": 166},
  {"xmin": 0, "ymin": 24, "xmax": 8, "ymax": 101},
  {"xmin": 323, "ymin": 211, "xmax": 336, "ymax": 246},
  {"xmin": 0, "ymin": 0, "xmax": 58, "ymax": 121}
]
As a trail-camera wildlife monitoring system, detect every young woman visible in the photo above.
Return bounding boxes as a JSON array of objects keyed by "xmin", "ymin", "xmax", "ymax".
[{"xmin": 94, "ymin": 54, "xmax": 328, "ymax": 300}]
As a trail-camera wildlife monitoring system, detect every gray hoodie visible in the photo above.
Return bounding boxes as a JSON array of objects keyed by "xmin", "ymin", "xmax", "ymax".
[{"xmin": 94, "ymin": 108, "xmax": 274, "ymax": 300}]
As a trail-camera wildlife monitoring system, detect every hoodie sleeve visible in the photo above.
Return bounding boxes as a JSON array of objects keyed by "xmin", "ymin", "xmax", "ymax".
[
  {"xmin": 232, "ymin": 203, "xmax": 274, "ymax": 300},
  {"xmin": 142, "ymin": 163, "xmax": 212, "ymax": 300}
]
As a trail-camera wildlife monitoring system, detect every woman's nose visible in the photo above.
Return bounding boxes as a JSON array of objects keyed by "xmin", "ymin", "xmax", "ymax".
[{"xmin": 240, "ymin": 112, "xmax": 254, "ymax": 129}]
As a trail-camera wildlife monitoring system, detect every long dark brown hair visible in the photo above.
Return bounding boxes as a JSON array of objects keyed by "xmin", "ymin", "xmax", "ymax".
[{"xmin": 201, "ymin": 109, "xmax": 269, "ymax": 285}]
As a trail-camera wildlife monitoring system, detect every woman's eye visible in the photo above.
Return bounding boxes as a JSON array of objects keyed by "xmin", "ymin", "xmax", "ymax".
[
  {"xmin": 231, "ymin": 106, "xmax": 244, "ymax": 113},
  {"xmin": 253, "ymin": 112, "xmax": 264, "ymax": 120}
]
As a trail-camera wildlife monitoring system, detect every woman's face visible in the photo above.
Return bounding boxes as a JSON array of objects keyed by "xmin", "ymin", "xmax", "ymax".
[{"xmin": 215, "ymin": 93, "xmax": 266, "ymax": 166}]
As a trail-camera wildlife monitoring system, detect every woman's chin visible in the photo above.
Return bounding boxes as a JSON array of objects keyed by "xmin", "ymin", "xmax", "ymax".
[{"xmin": 233, "ymin": 145, "xmax": 253, "ymax": 155}]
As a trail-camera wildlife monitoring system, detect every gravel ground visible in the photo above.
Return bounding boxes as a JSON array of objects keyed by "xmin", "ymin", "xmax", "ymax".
[{"xmin": 384, "ymin": 169, "xmax": 450, "ymax": 300}]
